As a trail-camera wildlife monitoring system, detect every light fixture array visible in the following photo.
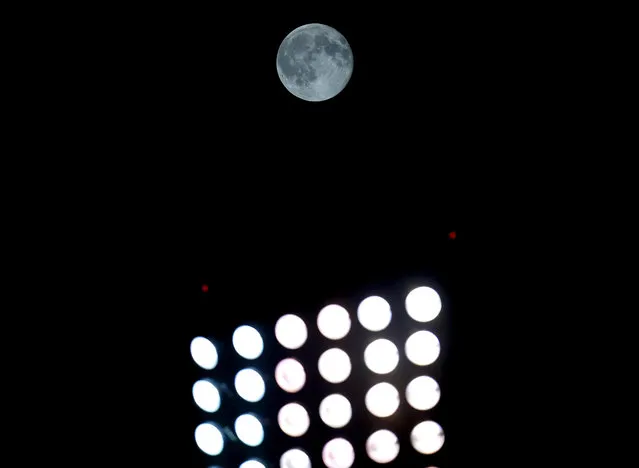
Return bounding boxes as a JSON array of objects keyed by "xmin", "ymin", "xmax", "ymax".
[{"xmin": 191, "ymin": 285, "xmax": 445, "ymax": 467}]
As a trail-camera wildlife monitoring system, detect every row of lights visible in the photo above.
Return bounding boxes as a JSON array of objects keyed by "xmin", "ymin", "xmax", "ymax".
[
  {"xmin": 191, "ymin": 286, "xmax": 444, "ymax": 467},
  {"xmin": 273, "ymin": 287, "xmax": 444, "ymax": 467}
]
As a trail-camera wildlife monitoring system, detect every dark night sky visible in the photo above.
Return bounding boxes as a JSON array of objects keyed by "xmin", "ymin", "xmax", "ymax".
[
  {"xmin": 79, "ymin": 3, "xmax": 550, "ymax": 178},
  {"xmin": 112, "ymin": 6, "xmax": 542, "ymax": 467},
  {"xmin": 48, "ymin": 4, "xmax": 570, "ymax": 466},
  {"xmin": 77, "ymin": 4, "xmax": 546, "ymax": 236},
  {"xmin": 6, "ymin": 0, "xmax": 609, "ymax": 464}
]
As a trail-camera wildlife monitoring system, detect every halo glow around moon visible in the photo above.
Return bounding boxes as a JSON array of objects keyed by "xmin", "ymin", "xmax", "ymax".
[{"xmin": 277, "ymin": 23, "xmax": 353, "ymax": 102}]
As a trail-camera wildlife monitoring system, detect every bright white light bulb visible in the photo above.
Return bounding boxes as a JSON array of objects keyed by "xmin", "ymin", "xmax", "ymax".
[
  {"xmin": 192, "ymin": 379, "xmax": 221, "ymax": 413},
  {"xmin": 234, "ymin": 368, "xmax": 266, "ymax": 402},
  {"xmin": 319, "ymin": 393, "xmax": 352, "ymax": 428},
  {"xmin": 365, "ymin": 382, "xmax": 400, "ymax": 418},
  {"xmin": 405, "ymin": 286, "xmax": 442, "ymax": 322},
  {"xmin": 318, "ymin": 348, "xmax": 351, "ymax": 383},
  {"xmin": 280, "ymin": 448, "xmax": 311, "ymax": 468},
  {"xmin": 405, "ymin": 330, "xmax": 440, "ymax": 366},
  {"xmin": 406, "ymin": 375, "xmax": 441, "ymax": 411},
  {"xmin": 278, "ymin": 402, "xmax": 310, "ymax": 437},
  {"xmin": 239, "ymin": 461, "xmax": 266, "ymax": 468},
  {"xmin": 366, "ymin": 429, "xmax": 400, "ymax": 463},
  {"xmin": 317, "ymin": 304, "xmax": 351, "ymax": 340},
  {"xmin": 275, "ymin": 314, "xmax": 308, "ymax": 349},
  {"xmin": 233, "ymin": 325, "xmax": 264, "ymax": 360},
  {"xmin": 357, "ymin": 296, "xmax": 392, "ymax": 331},
  {"xmin": 275, "ymin": 358, "xmax": 306, "ymax": 393},
  {"xmin": 364, "ymin": 338, "xmax": 399, "ymax": 374},
  {"xmin": 190, "ymin": 337, "xmax": 218, "ymax": 370},
  {"xmin": 194, "ymin": 423, "xmax": 224, "ymax": 456},
  {"xmin": 411, "ymin": 420, "xmax": 445, "ymax": 454},
  {"xmin": 322, "ymin": 437, "xmax": 355, "ymax": 468},
  {"xmin": 235, "ymin": 414, "xmax": 264, "ymax": 447}
]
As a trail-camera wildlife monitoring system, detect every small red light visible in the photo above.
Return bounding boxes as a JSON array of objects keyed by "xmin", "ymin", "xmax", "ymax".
[
  {"xmin": 201, "ymin": 284, "xmax": 209, "ymax": 292},
  {"xmin": 449, "ymin": 231, "xmax": 457, "ymax": 240}
]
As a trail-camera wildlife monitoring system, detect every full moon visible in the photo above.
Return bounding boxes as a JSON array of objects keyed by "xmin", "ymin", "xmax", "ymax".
[{"xmin": 277, "ymin": 23, "xmax": 353, "ymax": 102}]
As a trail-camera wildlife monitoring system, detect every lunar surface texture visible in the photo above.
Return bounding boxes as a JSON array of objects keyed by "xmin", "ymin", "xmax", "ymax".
[{"xmin": 277, "ymin": 23, "xmax": 353, "ymax": 102}]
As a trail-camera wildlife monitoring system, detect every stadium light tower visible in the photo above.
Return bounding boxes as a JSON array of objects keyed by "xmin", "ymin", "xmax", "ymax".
[{"xmin": 190, "ymin": 282, "xmax": 447, "ymax": 467}]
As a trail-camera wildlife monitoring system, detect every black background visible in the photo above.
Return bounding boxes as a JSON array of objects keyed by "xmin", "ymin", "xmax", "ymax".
[
  {"xmin": 45, "ymin": 2, "xmax": 561, "ymax": 182},
  {"xmin": 119, "ymin": 5, "xmax": 534, "ymax": 466},
  {"xmin": 27, "ymin": 3, "xmax": 576, "ymax": 466}
]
